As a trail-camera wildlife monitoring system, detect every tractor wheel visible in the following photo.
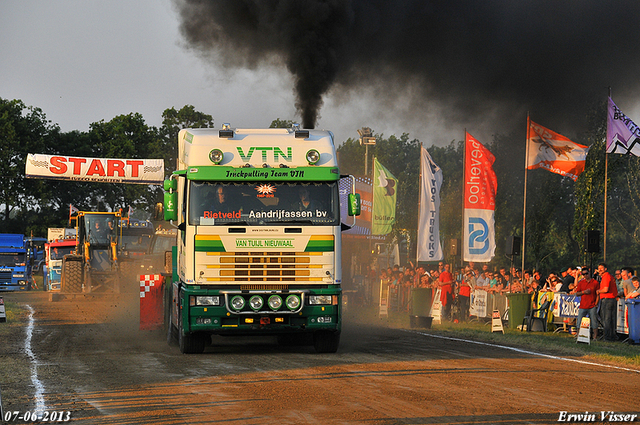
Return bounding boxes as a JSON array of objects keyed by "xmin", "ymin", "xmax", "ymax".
[{"xmin": 61, "ymin": 257, "xmax": 83, "ymax": 293}]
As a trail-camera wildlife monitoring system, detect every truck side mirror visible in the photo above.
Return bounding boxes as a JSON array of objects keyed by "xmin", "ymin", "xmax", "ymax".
[
  {"xmin": 164, "ymin": 192, "xmax": 178, "ymax": 221},
  {"xmin": 348, "ymin": 193, "xmax": 361, "ymax": 216}
]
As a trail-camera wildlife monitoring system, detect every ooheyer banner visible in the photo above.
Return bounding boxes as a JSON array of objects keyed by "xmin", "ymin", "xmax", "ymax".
[
  {"xmin": 25, "ymin": 154, "xmax": 164, "ymax": 184},
  {"xmin": 463, "ymin": 132, "xmax": 497, "ymax": 263}
]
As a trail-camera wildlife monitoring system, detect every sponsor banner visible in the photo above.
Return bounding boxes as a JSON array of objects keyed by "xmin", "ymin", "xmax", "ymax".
[
  {"xmin": 26, "ymin": 153, "xmax": 164, "ymax": 184},
  {"xmin": 463, "ymin": 133, "xmax": 497, "ymax": 262},
  {"xmin": 372, "ymin": 158, "xmax": 397, "ymax": 235},
  {"xmin": 526, "ymin": 119, "xmax": 589, "ymax": 181},
  {"xmin": 470, "ymin": 289, "xmax": 488, "ymax": 318},
  {"xmin": 552, "ymin": 293, "xmax": 580, "ymax": 318},
  {"xmin": 463, "ymin": 208, "xmax": 495, "ymax": 263},
  {"xmin": 417, "ymin": 146, "xmax": 443, "ymax": 261},
  {"xmin": 194, "ymin": 234, "xmax": 334, "ymax": 252},
  {"xmin": 607, "ymin": 96, "xmax": 640, "ymax": 156},
  {"xmin": 187, "ymin": 166, "xmax": 340, "ymax": 182},
  {"xmin": 616, "ymin": 298, "xmax": 629, "ymax": 335},
  {"xmin": 431, "ymin": 288, "xmax": 442, "ymax": 324}
]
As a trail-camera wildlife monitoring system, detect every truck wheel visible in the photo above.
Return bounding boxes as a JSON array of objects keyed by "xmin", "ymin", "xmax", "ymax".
[
  {"xmin": 61, "ymin": 258, "xmax": 83, "ymax": 293},
  {"xmin": 277, "ymin": 333, "xmax": 313, "ymax": 346},
  {"xmin": 165, "ymin": 296, "xmax": 178, "ymax": 346},
  {"xmin": 178, "ymin": 308, "xmax": 205, "ymax": 354},
  {"xmin": 313, "ymin": 331, "xmax": 341, "ymax": 353},
  {"xmin": 167, "ymin": 321, "xmax": 178, "ymax": 346}
]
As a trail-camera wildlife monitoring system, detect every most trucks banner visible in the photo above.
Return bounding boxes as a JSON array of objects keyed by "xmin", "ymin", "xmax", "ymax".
[{"xmin": 25, "ymin": 154, "xmax": 164, "ymax": 184}]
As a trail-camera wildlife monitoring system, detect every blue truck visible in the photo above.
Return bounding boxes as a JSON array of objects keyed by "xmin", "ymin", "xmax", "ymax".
[{"xmin": 0, "ymin": 233, "xmax": 31, "ymax": 291}]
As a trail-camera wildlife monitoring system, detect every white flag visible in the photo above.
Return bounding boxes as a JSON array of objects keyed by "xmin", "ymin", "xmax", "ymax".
[{"xmin": 417, "ymin": 146, "xmax": 443, "ymax": 262}]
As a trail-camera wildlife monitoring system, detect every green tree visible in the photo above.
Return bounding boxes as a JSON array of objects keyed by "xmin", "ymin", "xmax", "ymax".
[
  {"xmin": 160, "ymin": 105, "xmax": 214, "ymax": 176},
  {"xmin": 0, "ymin": 98, "xmax": 59, "ymax": 233},
  {"xmin": 269, "ymin": 118, "xmax": 296, "ymax": 128},
  {"xmin": 85, "ymin": 113, "xmax": 162, "ymax": 213}
]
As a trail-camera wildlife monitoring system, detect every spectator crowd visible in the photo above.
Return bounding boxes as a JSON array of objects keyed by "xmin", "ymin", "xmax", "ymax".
[{"xmin": 376, "ymin": 260, "xmax": 640, "ymax": 341}]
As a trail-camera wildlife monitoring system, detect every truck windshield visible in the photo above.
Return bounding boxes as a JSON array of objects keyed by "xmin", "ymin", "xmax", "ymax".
[
  {"xmin": 49, "ymin": 246, "xmax": 75, "ymax": 260},
  {"xmin": 84, "ymin": 214, "xmax": 117, "ymax": 245},
  {"xmin": 0, "ymin": 253, "xmax": 25, "ymax": 266},
  {"xmin": 120, "ymin": 235, "xmax": 152, "ymax": 251},
  {"xmin": 151, "ymin": 236, "xmax": 176, "ymax": 254},
  {"xmin": 189, "ymin": 181, "xmax": 340, "ymax": 226}
]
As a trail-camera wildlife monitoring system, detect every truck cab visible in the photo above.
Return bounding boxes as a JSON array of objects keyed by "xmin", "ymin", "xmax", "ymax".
[{"xmin": 0, "ymin": 234, "xmax": 31, "ymax": 291}]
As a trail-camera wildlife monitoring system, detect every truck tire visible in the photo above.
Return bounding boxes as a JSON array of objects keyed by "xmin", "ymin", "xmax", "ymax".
[
  {"xmin": 178, "ymin": 308, "xmax": 205, "ymax": 354},
  {"xmin": 277, "ymin": 333, "xmax": 313, "ymax": 346},
  {"xmin": 61, "ymin": 257, "xmax": 83, "ymax": 293},
  {"xmin": 165, "ymin": 293, "xmax": 178, "ymax": 346},
  {"xmin": 313, "ymin": 331, "xmax": 341, "ymax": 353},
  {"xmin": 167, "ymin": 321, "xmax": 178, "ymax": 346}
]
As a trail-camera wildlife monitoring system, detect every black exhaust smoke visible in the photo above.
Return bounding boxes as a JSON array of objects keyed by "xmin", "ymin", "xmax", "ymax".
[{"xmin": 173, "ymin": 0, "xmax": 640, "ymax": 134}]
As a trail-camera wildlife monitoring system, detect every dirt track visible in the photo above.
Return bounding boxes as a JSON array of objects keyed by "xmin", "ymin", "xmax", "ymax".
[{"xmin": 1, "ymin": 291, "xmax": 639, "ymax": 425}]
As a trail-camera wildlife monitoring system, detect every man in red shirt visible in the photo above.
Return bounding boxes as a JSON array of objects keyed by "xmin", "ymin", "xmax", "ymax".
[
  {"xmin": 458, "ymin": 269, "xmax": 473, "ymax": 322},
  {"xmin": 572, "ymin": 267, "xmax": 600, "ymax": 340},
  {"xmin": 439, "ymin": 264, "xmax": 454, "ymax": 321},
  {"xmin": 597, "ymin": 262, "xmax": 618, "ymax": 341}
]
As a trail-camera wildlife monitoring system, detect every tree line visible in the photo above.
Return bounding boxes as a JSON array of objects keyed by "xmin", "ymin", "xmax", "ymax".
[
  {"xmin": 0, "ymin": 98, "xmax": 213, "ymax": 237},
  {"xmin": 1, "ymin": 97, "xmax": 637, "ymax": 272},
  {"xmin": 337, "ymin": 100, "xmax": 640, "ymax": 273}
]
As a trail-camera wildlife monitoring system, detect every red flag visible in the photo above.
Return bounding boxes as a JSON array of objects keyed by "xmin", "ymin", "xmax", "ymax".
[
  {"xmin": 464, "ymin": 132, "xmax": 497, "ymax": 211},
  {"xmin": 526, "ymin": 118, "xmax": 589, "ymax": 181}
]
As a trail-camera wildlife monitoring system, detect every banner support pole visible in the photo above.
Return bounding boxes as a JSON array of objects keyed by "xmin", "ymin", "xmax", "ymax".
[{"xmin": 522, "ymin": 114, "xmax": 531, "ymax": 288}]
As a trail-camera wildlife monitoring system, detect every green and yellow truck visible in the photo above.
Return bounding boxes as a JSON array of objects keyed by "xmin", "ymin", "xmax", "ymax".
[{"xmin": 162, "ymin": 125, "xmax": 360, "ymax": 353}]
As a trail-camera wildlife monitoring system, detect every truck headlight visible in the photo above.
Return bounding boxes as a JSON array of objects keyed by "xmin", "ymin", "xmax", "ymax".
[
  {"xmin": 249, "ymin": 295, "xmax": 264, "ymax": 311},
  {"xmin": 286, "ymin": 294, "xmax": 301, "ymax": 310},
  {"xmin": 308, "ymin": 295, "xmax": 332, "ymax": 305},
  {"xmin": 306, "ymin": 149, "xmax": 320, "ymax": 165},
  {"xmin": 193, "ymin": 296, "xmax": 221, "ymax": 306},
  {"xmin": 209, "ymin": 149, "xmax": 224, "ymax": 164},
  {"xmin": 230, "ymin": 295, "xmax": 245, "ymax": 311},
  {"xmin": 268, "ymin": 295, "xmax": 283, "ymax": 310}
]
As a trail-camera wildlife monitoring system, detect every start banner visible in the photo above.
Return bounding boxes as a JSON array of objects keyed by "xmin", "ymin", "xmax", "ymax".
[{"xmin": 26, "ymin": 153, "xmax": 164, "ymax": 184}]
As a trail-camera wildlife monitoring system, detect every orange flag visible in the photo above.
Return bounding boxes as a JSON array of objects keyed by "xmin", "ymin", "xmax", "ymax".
[{"xmin": 526, "ymin": 118, "xmax": 589, "ymax": 181}]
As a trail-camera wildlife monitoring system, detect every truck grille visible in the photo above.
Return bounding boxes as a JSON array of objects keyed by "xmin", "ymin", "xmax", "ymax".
[
  {"xmin": 199, "ymin": 251, "xmax": 328, "ymax": 283},
  {"xmin": 0, "ymin": 271, "xmax": 11, "ymax": 282}
]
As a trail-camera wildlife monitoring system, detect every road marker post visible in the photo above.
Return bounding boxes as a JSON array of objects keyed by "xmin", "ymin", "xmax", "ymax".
[
  {"xmin": 0, "ymin": 297, "xmax": 6, "ymax": 323},
  {"xmin": 577, "ymin": 316, "xmax": 591, "ymax": 344},
  {"xmin": 491, "ymin": 309, "xmax": 504, "ymax": 333}
]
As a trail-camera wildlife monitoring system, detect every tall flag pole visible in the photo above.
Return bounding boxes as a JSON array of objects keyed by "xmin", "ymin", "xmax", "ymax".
[
  {"xmin": 525, "ymin": 119, "xmax": 589, "ymax": 263},
  {"xmin": 522, "ymin": 114, "xmax": 531, "ymax": 275},
  {"xmin": 372, "ymin": 157, "xmax": 397, "ymax": 235},
  {"xmin": 463, "ymin": 132, "xmax": 497, "ymax": 263},
  {"xmin": 417, "ymin": 145, "xmax": 444, "ymax": 262},
  {"xmin": 604, "ymin": 90, "xmax": 611, "ymax": 261}
]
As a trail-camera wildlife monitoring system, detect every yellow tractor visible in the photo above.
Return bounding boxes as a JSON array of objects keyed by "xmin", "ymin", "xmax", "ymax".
[{"xmin": 61, "ymin": 211, "xmax": 121, "ymax": 293}]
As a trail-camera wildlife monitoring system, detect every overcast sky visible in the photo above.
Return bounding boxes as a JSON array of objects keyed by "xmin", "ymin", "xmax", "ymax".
[
  {"xmin": 1, "ymin": 0, "xmax": 457, "ymax": 147},
  {"xmin": 3, "ymin": 1, "xmax": 640, "ymax": 149}
]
